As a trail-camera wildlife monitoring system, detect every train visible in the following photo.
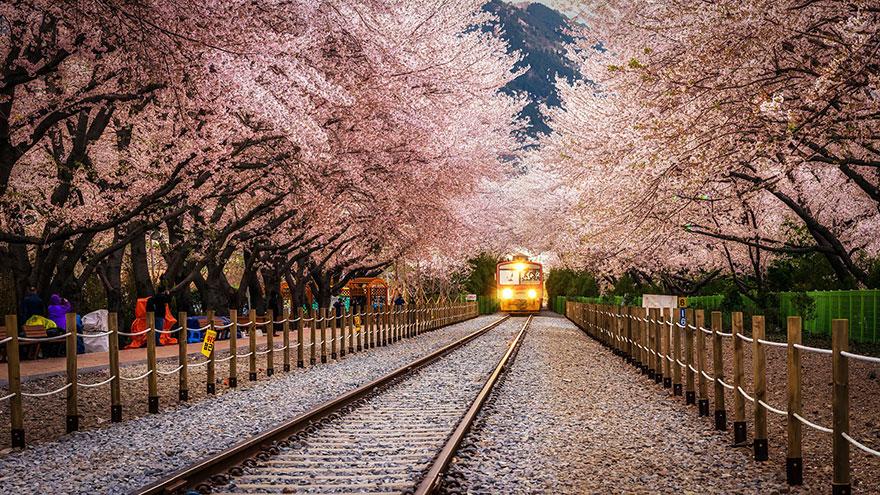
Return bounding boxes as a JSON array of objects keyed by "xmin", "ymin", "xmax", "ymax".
[{"xmin": 496, "ymin": 255, "xmax": 543, "ymax": 314}]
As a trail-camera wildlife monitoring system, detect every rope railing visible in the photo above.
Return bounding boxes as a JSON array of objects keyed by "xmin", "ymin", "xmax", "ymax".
[
  {"xmin": 842, "ymin": 432, "xmax": 880, "ymax": 458},
  {"xmin": 793, "ymin": 343, "xmax": 833, "ymax": 355},
  {"xmin": 117, "ymin": 328, "xmax": 149, "ymax": 337},
  {"xmin": 80, "ymin": 331, "xmax": 114, "ymax": 338},
  {"xmin": 19, "ymin": 332, "xmax": 71, "ymax": 342},
  {"xmin": 757, "ymin": 338, "xmax": 788, "ymax": 348},
  {"xmin": 21, "ymin": 383, "xmax": 73, "ymax": 397},
  {"xmin": 562, "ymin": 300, "xmax": 873, "ymax": 491},
  {"xmin": 79, "ymin": 376, "xmax": 116, "ymax": 388},
  {"xmin": 119, "ymin": 370, "xmax": 153, "ymax": 381},
  {"xmin": 758, "ymin": 399, "xmax": 787, "ymax": 416}
]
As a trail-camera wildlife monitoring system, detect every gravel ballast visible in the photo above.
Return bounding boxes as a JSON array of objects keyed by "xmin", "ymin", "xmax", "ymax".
[
  {"xmin": 0, "ymin": 315, "xmax": 500, "ymax": 495},
  {"xmin": 440, "ymin": 314, "xmax": 790, "ymax": 494}
]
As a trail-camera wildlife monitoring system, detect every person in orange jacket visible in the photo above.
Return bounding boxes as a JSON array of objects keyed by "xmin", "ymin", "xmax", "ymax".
[{"xmin": 125, "ymin": 295, "xmax": 178, "ymax": 349}]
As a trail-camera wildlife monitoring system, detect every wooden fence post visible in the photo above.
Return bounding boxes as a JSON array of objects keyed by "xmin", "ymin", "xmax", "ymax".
[
  {"xmin": 365, "ymin": 305, "xmax": 372, "ymax": 349},
  {"xmin": 696, "ymin": 309, "xmax": 709, "ymax": 416},
  {"xmin": 786, "ymin": 316, "xmax": 803, "ymax": 485},
  {"xmin": 108, "ymin": 313, "xmax": 122, "ymax": 422},
  {"xmin": 6, "ymin": 315, "xmax": 24, "ymax": 447},
  {"xmin": 65, "ymin": 313, "xmax": 79, "ymax": 432},
  {"xmin": 282, "ymin": 308, "xmax": 291, "ymax": 372},
  {"xmin": 654, "ymin": 308, "xmax": 663, "ymax": 384},
  {"xmin": 309, "ymin": 307, "xmax": 317, "ymax": 365},
  {"xmin": 355, "ymin": 305, "xmax": 363, "ymax": 352},
  {"xmin": 296, "ymin": 307, "xmax": 305, "ymax": 368},
  {"xmin": 732, "ymin": 311, "xmax": 747, "ymax": 445},
  {"xmin": 711, "ymin": 311, "xmax": 726, "ymax": 430},
  {"xmin": 753, "ymin": 315, "xmax": 768, "ymax": 461},
  {"xmin": 178, "ymin": 310, "xmax": 188, "ymax": 401},
  {"xmin": 648, "ymin": 308, "xmax": 657, "ymax": 379},
  {"xmin": 320, "ymin": 307, "xmax": 328, "ymax": 363},
  {"xmin": 663, "ymin": 308, "xmax": 672, "ymax": 388},
  {"xmin": 685, "ymin": 309, "xmax": 696, "ymax": 405},
  {"xmin": 673, "ymin": 308, "xmax": 682, "ymax": 396},
  {"xmin": 330, "ymin": 307, "xmax": 338, "ymax": 360},
  {"xmin": 146, "ymin": 311, "xmax": 159, "ymax": 413},
  {"xmin": 206, "ymin": 310, "xmax": 216, "ymax": 394},
  {"xmin": 341, "ymin": 306, "xmax": 348, "ymax": 357},
  {"xmin": 266, "ymin": 309, "xmax": 275, "ymax": 376},
  {"xmin": 229, "ymin": 309, "xmax": 238, "ymax": 388},
  {"xmin": 832, "ymin": 319, "xmax": 850, "ymax": 495},
  {"xmin": 249, "ymin": 311, "xmax": 257, "ymax": 380}
]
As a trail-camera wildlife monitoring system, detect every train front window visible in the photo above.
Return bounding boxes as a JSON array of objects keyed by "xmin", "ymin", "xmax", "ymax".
[
  {"xmin": 499, "ymin": 269, "xmax": 520, "ymax": 285},
  {"xmin": 499, "ymin": 267, "xmax": 541, "ymax": 285},
  {"xmin": 520, "ymin": 269, "xmax": 541, "ymax": 284}
]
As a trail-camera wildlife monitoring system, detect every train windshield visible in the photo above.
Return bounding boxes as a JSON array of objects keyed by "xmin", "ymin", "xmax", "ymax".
[{"xmin": 498, "ymin": 267, "xmax": 541, "ymax": 285}]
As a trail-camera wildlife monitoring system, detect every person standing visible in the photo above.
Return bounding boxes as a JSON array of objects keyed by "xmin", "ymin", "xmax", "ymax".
[
  {"xmin": 46, "ymin": 294, "xmax": 73, "ymax": 357},
  {"xmin": 20, "ymin": 287, "xmax": 44, "ymax": 333},
  {"xmin": 268, "ymin": 289, "xmax": 281, "ymax": 337},
  {"xmin": 147, "ymin": 286, "xmax": 171, "ymax": 346}
]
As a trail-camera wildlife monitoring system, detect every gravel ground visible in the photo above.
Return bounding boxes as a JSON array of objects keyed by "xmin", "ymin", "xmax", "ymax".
[
  {"xmin": 440, "ymin": 314, "xmax": 791, "ymax": 494},
  {"xmin": 0, "ymin": 315, "xmax": 499, "ymax": 495},
  {"xmin": 218, "ymin": 317, "xmax": 524, "ymax": 493}
]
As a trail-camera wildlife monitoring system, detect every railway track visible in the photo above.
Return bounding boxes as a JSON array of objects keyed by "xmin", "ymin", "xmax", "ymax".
[{"xmin": 135, "ymin": 314, "xmax": 531, "ymax": 495}]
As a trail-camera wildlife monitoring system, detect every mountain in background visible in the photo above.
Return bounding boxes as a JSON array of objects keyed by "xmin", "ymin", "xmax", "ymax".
[{"xmin": 483, "ymin": 0, "xmax": 581, "ymax": 138}]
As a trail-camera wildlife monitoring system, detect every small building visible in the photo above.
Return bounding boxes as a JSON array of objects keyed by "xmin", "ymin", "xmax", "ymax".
[{"xmin": 345, "ymin": 277, "xmax": 388, "ymax": 308}]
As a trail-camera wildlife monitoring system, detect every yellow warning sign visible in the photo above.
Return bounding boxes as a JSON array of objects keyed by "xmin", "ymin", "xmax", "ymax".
[
  {"xmin": 354, "ymin": 315, "xmax": 361, "ymax": 333},
  {"xmin": 677, "ymin": 296, "xmax": 688, "ymax": 308},
  {"xmin": 201, "ymin": 329, "xmax": 217, "ymax": 357}
]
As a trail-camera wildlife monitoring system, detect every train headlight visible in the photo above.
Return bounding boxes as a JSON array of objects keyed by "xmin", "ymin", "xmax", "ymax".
[
  {"xmin": 502, "ymin": 288, "xmax": 513, "ymax": 299},
  {"xmin": 528, "ymin": 289, "xmax": 537, "ymax": 299}
]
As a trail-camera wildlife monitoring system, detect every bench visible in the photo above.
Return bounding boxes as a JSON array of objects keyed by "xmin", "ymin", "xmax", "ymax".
[{"xmin": 20, "ymin": 325, "xmax": 53, "ymax": 360}]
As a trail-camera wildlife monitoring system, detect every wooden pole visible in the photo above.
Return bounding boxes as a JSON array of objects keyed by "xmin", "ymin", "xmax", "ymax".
[
  {"xmin": 653, "ymin": 308, "xmax": 663, "ymax": 384},
  {"xmin": 282, "ymin": 308, "xmax": 291, "ymax": 372},
  {"xmin": 229, "ymin": 309, "xmax": 238, "ymax": 388},
  {"xmin": 786, "ymin": 316, "xmax": 803, "ymax": 485},
  {"xmin": 266, "ymin": 309, "xmax": 275, "ymax": 376},
  {"xmin": 320, "ymin": 307, "xmax": 328, "ymax": 363},
  {"xmin": 685, "ymin": 308, "xmax": 696, "ymax": 405},
  {"xmin": 206, "ymin": 310, "xmax": 216, "ymax": 394},
  {"xmin": 732, "ymin": 311, "xmax": 747, "ymax": 445},
  {"xmin": 753, "ymin": 315, "xmax": 768, "ymax": 461},
  {"xmin": 673, "ymin": 308, "xmax": 682, "ymax": 396},
  {"xmin": 249, "ymin": 311, "xmax": 257, "ymax": 380},
  {"xmin": 330, "ymin": 306, "xmax": 337, "ymax": 360},
  {"xmin": 355, "ymin": 305, "xmax": 363, "ymax": 352},
  {"xmin": 65, "ymin": 312, "xmax": 79, "ymax": 432},
  {"xmin": 366, "ymin": 305, "xmax": 372, "ymax": 350},
  {"xmin": 696, "ymin": 309, "xmax": 709, "ymax": 416},
  {"xmin": 663, "ymin": 308, "xmax": 672, "ymax": 388},
  {"xmin": 6, "ymin": 315, "xmax": 24, "ymax": 447},
  {"xmin": 178, "ymin": 310, "xmax": 188, "ymax": 401},
  {"xmin": 832, "ymin": 319, "xmax": 850, "ymax": 495},
  {"xmin": 340, "ymin": 306, "xmax": 347, "ymax": 357},
  {"xmin": 146, "ymin": 311, "xmax": 159, "ymax": 413},
  {"xmin": 296, "ymin": 307, "xmax": 305, "ymax": 368},
  {"xmin": 647, "ymin": 308, "xmax": 656, "ymax": 379},
  {"xmin": 711, "ymin": 311, "xmax": 726, "ymax": 430},
  {"xmin": 108, "ymin": 313, "xmax": 122, "ymax": 423}
]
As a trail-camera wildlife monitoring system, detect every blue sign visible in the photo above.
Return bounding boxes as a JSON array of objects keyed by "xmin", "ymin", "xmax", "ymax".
[{"xmin": 679, "ymin": 308, "xmax": 687, "ymax": 327}]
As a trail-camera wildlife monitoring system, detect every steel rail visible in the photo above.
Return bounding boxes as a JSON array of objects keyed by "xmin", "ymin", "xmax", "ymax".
[
  {"xmin": 415, "ymin": 315, "xmax": 532, "ymax": 495},
  {"xmin": 132, "ymin": 314, "xmax": 509, "ymax": 495}
]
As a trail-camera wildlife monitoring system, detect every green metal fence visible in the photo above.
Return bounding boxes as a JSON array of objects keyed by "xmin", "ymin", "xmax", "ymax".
[
  {"xmin": 559, "ymin": 290, "xmax": 880, "ymax": 343},
  {"xmin": 477, "ymin": 295, "xmax": 499, "ymax": 315}
]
